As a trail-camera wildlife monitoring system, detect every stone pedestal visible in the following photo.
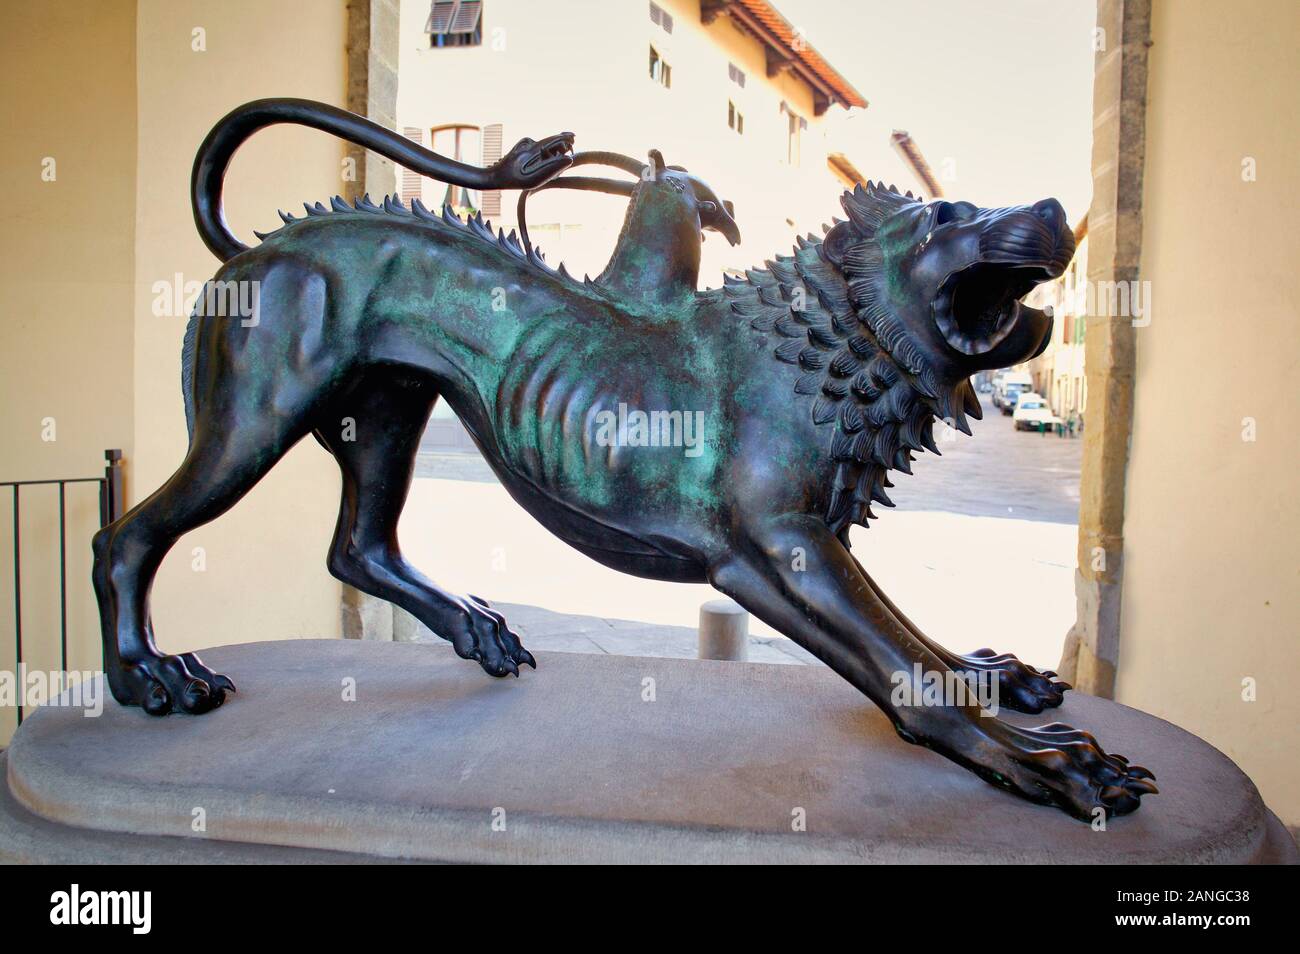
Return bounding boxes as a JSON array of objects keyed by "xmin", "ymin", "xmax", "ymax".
[{"xmin": 2, "ymin": 640, "xmax": 1294, "ymax": 864}]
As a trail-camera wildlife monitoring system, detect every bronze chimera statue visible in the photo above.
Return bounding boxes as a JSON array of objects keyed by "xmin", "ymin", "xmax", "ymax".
[{"xmin": 91, "ymin": 99, "xmax": 1156, "ymax": 822}]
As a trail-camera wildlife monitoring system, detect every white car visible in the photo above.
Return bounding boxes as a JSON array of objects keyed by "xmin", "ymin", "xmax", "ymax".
[{"xmin": 1012, "ymin": 393, "xmax": 1059, "ymax": 431}]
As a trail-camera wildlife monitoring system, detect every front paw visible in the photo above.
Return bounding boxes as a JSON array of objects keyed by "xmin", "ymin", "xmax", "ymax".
[
  {"xmin": 1000, "ymin": 722, "xmax": 1158, "ymax": 820},
  {"xmin": 954, "ymin": 648, "xmax": 1069, "ymax": 713}
]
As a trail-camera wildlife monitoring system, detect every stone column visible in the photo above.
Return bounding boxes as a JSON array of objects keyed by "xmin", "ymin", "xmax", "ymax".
[
  {"xmin": 339, "ymin": 0, "xmax": 401, "ymax": 640},
  {"xmin": 343, "ymin": 0, "xmax": 399, "ymax": 202},
  {"xmin": 1058, "ymin": 0, "xmax": 1150, "ymax": 696}
]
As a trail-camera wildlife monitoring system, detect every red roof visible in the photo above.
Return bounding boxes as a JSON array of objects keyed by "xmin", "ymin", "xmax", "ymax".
[{"xmin": 710, "ymin": 0, "xmax": 867, "ymax": 111}]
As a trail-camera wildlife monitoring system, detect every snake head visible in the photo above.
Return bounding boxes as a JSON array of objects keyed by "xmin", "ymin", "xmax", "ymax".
[{"xmin": 494, "ymin": 132, "xmax": 576, "ymax": 189}]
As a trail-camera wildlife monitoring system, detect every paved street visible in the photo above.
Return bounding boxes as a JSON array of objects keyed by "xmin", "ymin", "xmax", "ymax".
[
  {"xmin": 400, "ymin": 392, "xmax": 1083, "ymax": 668},
  {"xmin": 890, "ymin": 393, "xmax": 1082, "ymax": 523}
]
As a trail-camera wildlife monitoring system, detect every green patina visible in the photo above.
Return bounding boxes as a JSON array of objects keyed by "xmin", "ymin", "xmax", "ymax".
[{"xmin": 212, "ymin": 176, "xmax": 1002, "ymax": 544}]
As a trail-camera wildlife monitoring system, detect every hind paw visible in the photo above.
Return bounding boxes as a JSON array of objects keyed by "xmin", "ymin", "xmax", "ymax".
[
  {"xmin": 108, "ymin": 650, "xmax": 234, "ymax": 716},
  {"xmin": 449, "ymin": 595, "xmax": 535, "ymax": 677}
]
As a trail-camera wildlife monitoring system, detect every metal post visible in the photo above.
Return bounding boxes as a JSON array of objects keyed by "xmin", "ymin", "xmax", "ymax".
[
  {"xmin": 59, "ymin": 482, "xmax": 67, "ymax": 674},
  {"xmin": 12, "ymin": 485, "xmax": 21, "ymax": 725},
  {"xmin": 103, "ymin": 449, "xmax": 124, "ymax": 524}
]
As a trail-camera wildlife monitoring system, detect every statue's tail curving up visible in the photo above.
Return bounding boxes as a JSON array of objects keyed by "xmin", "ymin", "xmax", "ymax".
[
  {"xmin": 186, "ymin": 97, "xmax": 566, "ymax": 441},
  {"xmin": 191, "ymin": 98, "xmax": 521, "ymax": 262}
]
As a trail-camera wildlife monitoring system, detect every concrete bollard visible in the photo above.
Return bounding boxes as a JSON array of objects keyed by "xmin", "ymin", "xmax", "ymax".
[{"xmin": 698, "ymin": 599, "xmax": 749, "ymax": 661}]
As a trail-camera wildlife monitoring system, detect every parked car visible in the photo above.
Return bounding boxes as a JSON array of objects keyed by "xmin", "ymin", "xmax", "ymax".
[
  {"xmin": 994, "ymin": 371, "xmax": 1034, "ymax": 414},
  {"xmin": 1012, "ymin": 392, "xmax": 1059, "ymax": 431}
]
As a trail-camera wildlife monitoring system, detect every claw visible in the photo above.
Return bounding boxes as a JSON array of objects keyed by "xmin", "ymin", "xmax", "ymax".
[
  {"xmin": 1052, "ymin": 681, "xmax": 1073, "ymax": 692},
  {"xmin": 1125, "ymin": 777, "xmax": 1159, "ymax": 796},
  {"xmin": 518, "ymin": 649, "xmax": 537, "ymax": 669},
  {"xmin": 1127, "ymin": 764, "xmax": 1155, "ymax": 780},
  {"xmin": 1041, "ymin": 670, "xmax": 1057, "ymax": 679},
  {"xmin": 212, "ymin": 674, "xmax": 237, "ymax": 693}
]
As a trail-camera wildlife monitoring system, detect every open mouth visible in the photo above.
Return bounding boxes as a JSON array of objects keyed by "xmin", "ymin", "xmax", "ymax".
[
  {"xmin": 932, "ymin": 262, "xmax": 1055, "ymax": 355},
  {"xmin": 521, "ymin": 133, "xmax": 576, "ymax": 175}
]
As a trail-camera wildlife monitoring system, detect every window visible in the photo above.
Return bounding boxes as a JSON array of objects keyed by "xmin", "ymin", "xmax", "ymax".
[
  {"xmin": 649, "ymin": 45, "xmax": 671, "ymax": 88},
  {"xmin": 728, "ymin": 62, "xmax": 746, "ymax": 87},
  {"xmin": 782, "ymin": 103, "xmax": 807, "ymax": 165},
  {"xmin": 649, "ymin": 2, "xmax": 673, "ymax": 34},
  {"xmin": 728, "ymin": 100, "xmax": 744, "ymax": 134},
  {"xmin": 430, "ymin": 124, "xmax": 482, "ymax": 213},
  {"xmin": 425, "ymin": 1, "xmax": 482, "ymax": 48},
  {"xmin": 399, "ymin": 124, "xmax": 496, "ymax": 213}
]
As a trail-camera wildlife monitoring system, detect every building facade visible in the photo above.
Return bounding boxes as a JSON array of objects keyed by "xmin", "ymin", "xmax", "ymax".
[
  {"xmin": 395, "ymin": 0, "xmax": 937, "ymax": 284},
  {"xmin": 1023, "ymin": 216, "xmax": 1089, "ymax": 426}
]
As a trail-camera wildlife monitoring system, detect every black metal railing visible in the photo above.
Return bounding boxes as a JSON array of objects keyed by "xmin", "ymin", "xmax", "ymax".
[{"xmin": 2, "ymin": 449, "xmax": 123, "ymax": 725}]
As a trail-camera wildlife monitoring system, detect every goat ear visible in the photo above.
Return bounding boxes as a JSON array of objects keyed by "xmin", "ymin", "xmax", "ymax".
[
  {"xmin": 722, "ymin": 199, "xmax": 735, "ymax": 218},
  {"xmin": 820, "ymin": 221, "xmax": 857, "ymax": 268}
]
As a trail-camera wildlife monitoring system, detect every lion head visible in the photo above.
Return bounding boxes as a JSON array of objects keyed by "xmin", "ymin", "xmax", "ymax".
[
  {"xmin": 726, "ymin": 180, "xmax": 1078, "ymax": 536},
  {"xmin": 822, "ymin": 182, "xmax": 1074, "ymax": 395}
]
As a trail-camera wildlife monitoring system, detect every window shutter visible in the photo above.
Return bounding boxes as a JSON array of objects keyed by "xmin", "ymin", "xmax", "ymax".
[
  {"xmin": 400, "ymin": 127, "xmax": 424, "ymax": 204},
  {"xmin": 427, "ymin": 1, "xmax": 481, "ymax": 35},
  {"xmin": 481, "ymin": 123, "xmax": 503, "ymax": 217},
  {"xmin": 650, "ymin": 2, "xmax": 673, "ymax": 33},
  {"xmin": 424, "ymin": 1, "xmax": 455, "ymax": 34},
  {"xmin": 449, "ymin": 1, "xmax": 482, "ymax": 34}
]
